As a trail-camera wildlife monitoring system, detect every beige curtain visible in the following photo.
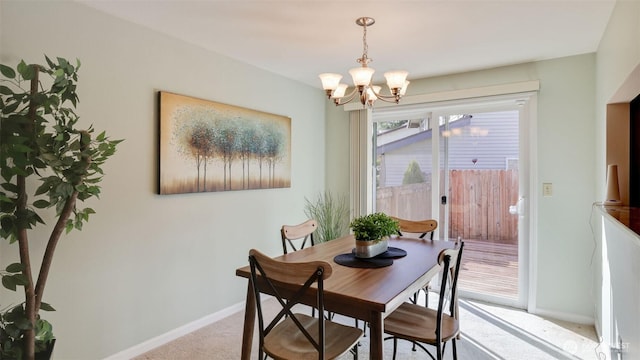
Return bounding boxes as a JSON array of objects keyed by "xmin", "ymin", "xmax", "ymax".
[{"xmin": 349, "ymin": 108, "xmax": 373, "ymax": 218}]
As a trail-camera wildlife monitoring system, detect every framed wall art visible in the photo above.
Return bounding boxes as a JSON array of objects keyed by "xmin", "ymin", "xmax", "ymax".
[{"xmin": 158, "ymin": 91, "xmax": 291, "ymax": 195}]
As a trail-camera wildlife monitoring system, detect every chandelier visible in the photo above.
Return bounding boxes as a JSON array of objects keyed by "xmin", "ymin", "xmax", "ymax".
[{"xmin": 319, "ymin": 17, "xmax": 409, "ymax": 108}]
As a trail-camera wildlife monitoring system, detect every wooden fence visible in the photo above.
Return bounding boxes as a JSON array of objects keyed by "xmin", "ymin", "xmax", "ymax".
[{"xmin": 376, "ymin": 169, "xmax": 518, "ymax": 243}]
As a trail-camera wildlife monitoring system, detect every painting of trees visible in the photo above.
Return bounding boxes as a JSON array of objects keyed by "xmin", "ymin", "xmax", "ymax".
[{"xmin": 158, "ymin": 92, "xmax": 290, "ymax": 194}]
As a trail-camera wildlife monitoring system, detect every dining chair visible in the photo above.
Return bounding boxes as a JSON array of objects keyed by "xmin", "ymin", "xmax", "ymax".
[
  {"xmin": 280, "ymin": 219, "xmax": 318, "ymax": 254},
  {"xmin": 248, "ymin": 249, "xmax": 363, "ymax": 360},
  {"xmin": 391, "ymin": 216, "xmax": 438, "ymax": 306},
  {"xmin": 281, "ymin": 218, "xmax": 330, "ymax": 319},
  {"xmin": 391, "ymin": 217, "xmax": 438, "ymax": 240},
  {"xmin": 383, "ymin": 241, "xmax": 464, "ymax": 360}
]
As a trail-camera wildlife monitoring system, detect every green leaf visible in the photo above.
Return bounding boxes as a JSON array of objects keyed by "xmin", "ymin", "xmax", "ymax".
[
  {"xmin": 39, "ymin": 302, "xmax": 56, "ymax": 312},
  {"xmin": 0, "ymin": 85, "xmax": 13, "ymax": 95},
  {"xmin": 32, "ymin": 211, "xmax": 45, "ymax": 225},
  {"xmin": 65, "ymin": 219, "xmax": 74, "ymax": 233},
  {"xmin": 3, "ymin": 134, "xmax": 29, "ymax": 145},
  {"xmin": 0, "ymin": 212, "xmax": 14, "ymax": 222},
  {"xmin": 13, "ymin": 317, "xmax": 32, "ymax": 330},
  {"xmin": 35, "ymin": 180, "xmax": 53, "ymax": 196},
  {"xmin": 33, "ymin": 93, "xmax": 48, "ymax": 106},
  {"xmin": 57, "ymin": 57, "xmax": 68, "ymax": 69},
  {"xmin": 45, "ymin": 55, "xmax": 56, "ymax": 68},
  {"xmin": 33, "ymin": 199, "xmax": 50, "ymax": 209},
  {"xmin": 1, "ymin": 182, "xmax": 19, "ymax": 193},
  {"xmin": 10, "ymin": 274, "xmax": 28, "ymax": 286},
  {"xmin": 2, "ymin": 100, "xmax": 20, "ymax": 114},
  {"xmin": 54, "ymin": 182, "xmax": 74, "ymax": 197},
  {"xmin": 0, "ymin": 63, "xmax": 16, "ymax": 78},
  {"xmin": 35, "ymin": 318, "xmax": 54, "ymax": 345},
  {"xmin": 4, "ymin": 323, "xmax": 23, "ymax": 338},
  {"xmin": 2, "ymin": 276, "xmax": 16, "ymax": 291},
  {"xmin": 0, "ymin": 216, "xmax": 15, "ymax": 234},
  {"xmin": 10, "ymin": 144, "xmax": 33, "ymax": 153},
  {"xmin": 6, "ymin": 263, "xmax": 24, "ymax": 273},
  {"xmin": 17, "ymin": 60, "xmax": 35, "ymax": 80},
  {"xmin": 2, "ymin": 275, "xmax": 17, "ymax": 291}
]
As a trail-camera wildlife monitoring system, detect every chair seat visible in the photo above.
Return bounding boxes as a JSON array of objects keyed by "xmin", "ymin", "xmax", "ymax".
[
  {"xmin": 384, "ymin": 303, "xmax": 459, "ymax": 344},
  {"xmin": 264, "ymin": 313, "xmax": 363, "ymax": 360}
]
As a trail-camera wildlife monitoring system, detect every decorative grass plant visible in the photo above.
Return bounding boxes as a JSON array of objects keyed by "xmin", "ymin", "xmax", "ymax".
[{"xmin": 304, "ymin": 191, "xmax": 350, "ymax": 243}]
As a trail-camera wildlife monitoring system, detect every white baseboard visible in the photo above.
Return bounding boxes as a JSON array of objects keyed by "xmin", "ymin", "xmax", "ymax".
[
  {"xmin": 534, "ymin": 307, "xmax": 595, "ymax": 325},
  {"xmin": 103, "ymin": 301, "xmax": 246, "ymax": 360}
]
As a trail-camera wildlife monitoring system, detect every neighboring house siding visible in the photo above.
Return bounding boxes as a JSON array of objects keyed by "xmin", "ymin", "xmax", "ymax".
[
  {"xmin": 444, "ymin": 111, "xmax": 519, "ymax": 170},
  {"xmin": 380, "ymin": 140, "xmax": 432, "ymax": 187},
  {"xmin": 378, "ymin": 110, "xmax": 518, "ymax": 187}
]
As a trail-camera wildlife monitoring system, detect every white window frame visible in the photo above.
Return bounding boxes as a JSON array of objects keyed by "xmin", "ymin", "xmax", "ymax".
[{"xmin": 347, "ymin": 80, "xmax": 539, "ymax": 312}]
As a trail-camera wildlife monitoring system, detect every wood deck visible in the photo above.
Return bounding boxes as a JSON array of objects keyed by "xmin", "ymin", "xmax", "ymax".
[{"xmin": 457, "ymin": 238, "xmax": 519, "ymax": 299}]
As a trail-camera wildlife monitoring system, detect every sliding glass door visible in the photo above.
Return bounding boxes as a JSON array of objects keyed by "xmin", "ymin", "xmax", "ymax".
[{"xmin": 372, "ymin": 95, "xmax": 531, "ymax": 308}]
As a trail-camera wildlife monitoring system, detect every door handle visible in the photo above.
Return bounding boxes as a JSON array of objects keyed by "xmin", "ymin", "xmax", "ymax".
[{"xmin": 509, "ymin": 197, "xmax": 525, "ymax": 215}]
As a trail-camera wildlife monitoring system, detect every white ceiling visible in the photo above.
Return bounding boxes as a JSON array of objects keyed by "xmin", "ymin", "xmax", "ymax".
[{"xmin": 79, "ymin": 0, "xmax": 616, "ymax": 88}]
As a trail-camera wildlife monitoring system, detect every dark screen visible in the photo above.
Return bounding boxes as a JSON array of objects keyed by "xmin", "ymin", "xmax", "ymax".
[{"xmin": 630, "ymin": 94, "xmax": 640, "ymax": 207}]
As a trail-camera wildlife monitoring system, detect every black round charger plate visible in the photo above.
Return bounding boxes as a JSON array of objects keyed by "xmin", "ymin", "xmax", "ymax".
[
  {"xmin": 334, "ymin": 247, "xmax": 407, "ymax": 268},
  {"xmin": 351, "ymin": 246, "xmax": 407, "ymax": 259},
  {"xmin": 333, "ymin": 254, "xmax": 393, "ymax": 268}
]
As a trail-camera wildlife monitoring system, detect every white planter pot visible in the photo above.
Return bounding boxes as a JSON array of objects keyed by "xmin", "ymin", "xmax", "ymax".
[{"xmin": 354, "ymin": 237, "xmax": 388, "ymax": 258}]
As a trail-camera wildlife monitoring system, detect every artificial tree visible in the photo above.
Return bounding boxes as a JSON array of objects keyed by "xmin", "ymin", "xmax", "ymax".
[{"xmin": 0, "ymin": 56, "xmax": 121, "ymax": 359}]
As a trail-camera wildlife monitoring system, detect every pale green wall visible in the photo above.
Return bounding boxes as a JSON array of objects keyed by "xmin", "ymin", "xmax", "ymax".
[
  {"xmin": 0, "ymin": 1, "xmax": 326, "ymax": 358},
  {"xmin": 326, "ymin": 55, "xmax": 598, "ymax": 321},
  {"xmin": 533, "ymin": 55, "xmax": 596, "ymax": 318}
]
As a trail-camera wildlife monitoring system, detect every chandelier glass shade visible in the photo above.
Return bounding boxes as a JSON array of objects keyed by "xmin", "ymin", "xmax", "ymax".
[{"xmin": 319, "ymin": 17, "xmax": 409, "ymax": 108}]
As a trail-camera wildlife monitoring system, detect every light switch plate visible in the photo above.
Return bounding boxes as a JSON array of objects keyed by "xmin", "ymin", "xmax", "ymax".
[{"xmin": 542, "ymin": 183, "xmax": 553, "ymax": 197}]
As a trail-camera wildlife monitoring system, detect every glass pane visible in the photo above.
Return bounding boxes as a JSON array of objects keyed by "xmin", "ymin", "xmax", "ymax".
[
  {"xmin": 374, "ymin": 119, "xmax": 433, "ymax": 220},
  {"xmin": 440, "ymin": 110, "xmax": 520, "ymax": 300}
]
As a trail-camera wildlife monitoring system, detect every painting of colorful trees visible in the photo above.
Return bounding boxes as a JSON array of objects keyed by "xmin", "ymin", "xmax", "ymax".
[{"xmin": 159, "ymin": 92, "xmax": 291, "ymax": 194}]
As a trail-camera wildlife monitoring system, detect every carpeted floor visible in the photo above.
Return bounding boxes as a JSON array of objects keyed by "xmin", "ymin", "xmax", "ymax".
[{"xmin": 134, "ymin": 295, "xmax": 600, "ymax": 360}]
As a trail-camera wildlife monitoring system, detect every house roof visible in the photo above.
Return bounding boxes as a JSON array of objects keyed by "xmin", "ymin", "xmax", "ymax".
[{"xmin": 377, "ymin": 116, "xmax": 472, "ymax": 154}]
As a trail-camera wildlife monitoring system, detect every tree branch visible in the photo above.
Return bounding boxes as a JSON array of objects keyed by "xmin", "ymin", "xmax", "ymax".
[
  {"xmin": 16, "ymin": 174, "xmax": 36, "ymax": 360},
  {"xmin": 18, "ymin": 63, "xmax": 41, "ymax": 360},
  {"xmin": 34, "ymin": 191, "xmax": 78, "ymax": 312}
]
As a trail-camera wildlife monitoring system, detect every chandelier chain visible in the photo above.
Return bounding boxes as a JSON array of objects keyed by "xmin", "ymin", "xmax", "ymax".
[{"xmin": 359, "ymin": 21, "xmax": 370, "ymax": 65}]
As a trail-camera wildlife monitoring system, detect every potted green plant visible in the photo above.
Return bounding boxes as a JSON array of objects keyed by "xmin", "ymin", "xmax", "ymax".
[
  {"xmin": 0, "ymin": 56, "xmax": 121, "ymax": 359},
  {"xmin": 349, "ymin": 212, "xmax": 399, "ymax": 258}
]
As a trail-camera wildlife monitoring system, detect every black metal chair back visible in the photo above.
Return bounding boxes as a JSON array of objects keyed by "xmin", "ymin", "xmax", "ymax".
[{"xmin": 435, "ymin": 241, "xmax": 464, "ymax": 345}]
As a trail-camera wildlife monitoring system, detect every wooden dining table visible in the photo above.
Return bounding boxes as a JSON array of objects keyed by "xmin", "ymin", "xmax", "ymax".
[{"xmin": 235, "ymin": 234, "xmax": 454, "ymax": 360}]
